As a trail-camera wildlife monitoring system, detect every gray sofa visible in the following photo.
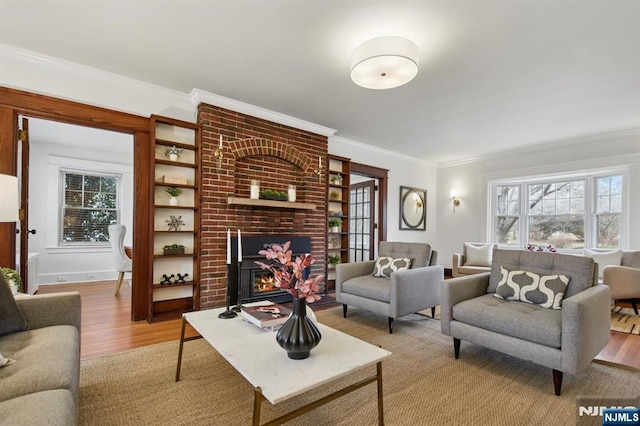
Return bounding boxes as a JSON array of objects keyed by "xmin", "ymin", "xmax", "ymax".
[
  {"xmin": 441, "ymin": 249, "xmax": 611, "ymax": 395},
  {"xmin": 336, "ymin": 242, "xmax": 444, "ymax": 333},
  {"xmin": 0, "ymin": 291, "xmax": 81, "ymax": 425}
]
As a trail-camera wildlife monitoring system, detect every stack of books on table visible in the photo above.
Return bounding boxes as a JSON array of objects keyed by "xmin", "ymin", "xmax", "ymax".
[{"xmin": 240, "ymin": 301, "xmax": 292, "ymax": 330}]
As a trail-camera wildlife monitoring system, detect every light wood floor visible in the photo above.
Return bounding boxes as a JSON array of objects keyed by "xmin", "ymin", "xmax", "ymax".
[{"xmin": 37, "ymin": 281, "xmax": 640, "ymax": 369}]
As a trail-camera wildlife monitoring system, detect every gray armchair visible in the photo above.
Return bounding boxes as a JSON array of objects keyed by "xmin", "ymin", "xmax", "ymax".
[
  {"xmin": 441, "ymin": 249, "xmax": 611, "ymax": 395},
  {"xmin": 336, "ymin": 242, "xmax": 444, "ymax": 333}
]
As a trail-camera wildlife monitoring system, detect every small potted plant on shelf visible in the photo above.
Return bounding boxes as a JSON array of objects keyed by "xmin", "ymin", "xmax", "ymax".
[
  {"xmin": 328, "ymin": 218, "xmax": 342, "ymax": 233},
  {"xmin": 329, "ymin": 174, "xmax": 343, "ymax": 185},
  {"xmin": 1, "ymin": 267, "xmax": 22, "ymax": 294},
  {"xmin": 328, "ymin": 254, "xmax": 341, "ymax": 269},
  {"xmin": 165, "ymin": 186, "xmax": 183, "ymax": 206},
  {"xmin": 260, "ymin": 189, "xmax": 288, "ymax": 201},
  {"xmin": 165, "ymin": 146, "xmax": 183, "ymax": 161},
  {"xmin": 163, "ymin": 244, "xmax": 185, "ymax": 255}
]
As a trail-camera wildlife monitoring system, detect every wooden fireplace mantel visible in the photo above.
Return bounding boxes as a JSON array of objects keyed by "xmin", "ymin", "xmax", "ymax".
[{"xmin": 227, "ymin": 197, "xmax": 316, "ymax": 210}]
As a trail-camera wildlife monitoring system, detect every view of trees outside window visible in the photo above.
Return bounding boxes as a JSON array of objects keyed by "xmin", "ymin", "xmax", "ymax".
[
  {"xmin": 595, "ymin": 175, "xmax": 622, "ymax": 248},
  {"xmin": 61, "ymin": 171, "xmax": 119, "ymax": 244},
  {"xmin": 492, "ymin": 173, "xmax": 622, "ymax": 250}
]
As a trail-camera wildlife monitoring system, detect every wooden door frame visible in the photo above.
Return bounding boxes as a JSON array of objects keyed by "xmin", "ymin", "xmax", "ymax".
[
  {"xmin": 349, "ymin": 162, "xmax": 388, "ymax": 243},
  {"xmin": 0, "ymin": 87, "xmax": 151, "ymax": 321}
]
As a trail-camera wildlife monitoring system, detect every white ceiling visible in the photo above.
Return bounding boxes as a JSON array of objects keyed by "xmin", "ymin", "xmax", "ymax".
[{"xmin": 2, "ymin": 1, "xmax": 639, "ymax": 164}]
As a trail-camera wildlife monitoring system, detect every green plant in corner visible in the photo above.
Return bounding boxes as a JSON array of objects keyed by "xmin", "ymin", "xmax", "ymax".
[
  {"xmin": 260, "ymin": 189, "xmax": 288, "ymax": 201},
  {"xmin": 164, "ymin": 186, "xmax": 183, "ymax": 197},
  {"xmin": 1, "ymin": 267, "xmax": 22, "ymax": 293},
  {"xmin": 328, "ymin": 254, "xmax": 341, "ymax": 268},
  {"xmin": 328, "ymin": 218, "xmax": 342, "ymax": 228}
]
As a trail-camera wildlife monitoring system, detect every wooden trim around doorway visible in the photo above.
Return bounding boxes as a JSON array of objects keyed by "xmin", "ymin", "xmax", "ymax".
[{"xmin": 349, "ymin": 162, "xmax": 388, "ymax": 242}]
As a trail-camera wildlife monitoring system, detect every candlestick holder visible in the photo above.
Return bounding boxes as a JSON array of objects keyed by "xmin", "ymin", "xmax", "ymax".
[
  {"xmin": 232, "ymin": 261, "xmax": 243, "ymax": 312},
  {"xmin": 218, "ymin": 264, "xmax": 237, "ymax": 319}
]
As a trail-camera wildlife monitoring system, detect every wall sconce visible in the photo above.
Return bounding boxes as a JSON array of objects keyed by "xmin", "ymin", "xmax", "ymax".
[
  {"xmin": 313, "ymin": 156, "xmax": 323, "ymax": 182},
  {"xmin": 214, "ymin": 135, "xmax": 224, "ymax": 169},
  {"xmin": 450, "ymin": 189, "xmax": 461, "ymax": 213}
]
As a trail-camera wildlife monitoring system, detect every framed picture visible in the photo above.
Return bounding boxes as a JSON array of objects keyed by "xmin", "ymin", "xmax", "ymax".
[{"xmin": 399, "ymin": 186, "xmax": 426, "ymax": 231}]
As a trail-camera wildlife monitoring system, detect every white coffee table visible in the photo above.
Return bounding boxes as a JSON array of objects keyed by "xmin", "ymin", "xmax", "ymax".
[{"xmin": 176, "ymin": 307, "xmax": 392, "ymax": 425}]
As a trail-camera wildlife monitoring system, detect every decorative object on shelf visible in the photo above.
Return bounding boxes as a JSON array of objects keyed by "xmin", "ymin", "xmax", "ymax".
[
  {"xmin": 330, "ymin": 174, "xmax": 343, "ymax": 185},
  {"xmin": 328, "ymin": 254, "xmax": 341, "ymax": 269},
  {"xmin": 165, "ymin": 186, "xmax": 183, "ymax": 206},
  {"xmin": 162, "ymin": 175, "xmax": 187, "ymax": 185},
  {"xmin": 260, "ymin": 189, "xmax": 288, "ymax": 201},
  {"xmin": 329, "ymin": 210, "xmax": 343, "ymax": 217},
  {"xmin": 255, "ymin": 241, "xmax": 323, "ymax": 359},
  {"xmin": 160, "ymin": 274, "xmax": 174, "ymax": 285},
  {"xmin": 399, "ymin": 186, "xmax": 427, "ymax": 231},
  {"xmin": 163, "ymin": 244, "xmax": 185, "ymax": 255},
  {"xmin": 175, "ymin": 273, "xmax": 189, "ymax": 284},
  {"xmin": 165, "ymin": 215, "xmax": 185, "ymax": 231},
  {"xmin": 329, "ymin": 235, "xmax": 341, "ymax": 249},
  {"xmin": 250, "ymin": 179, "xmax": 260, "ymax": 199},
  {"xmin": 329, "ymin": 190, "xmax": 341, "ymax": 200},
  {"xmin": 525, "ymin": 243, "xmax": 557, "ymax": 253},
  {"xmin": 313, "ymin": 156, "xmax": 323, "ymax": 182},
  {"xmin": 1, "ymin": 267, "xmax": 22, "ymax": 294},
  {"xmin": 287, "ymin": 184, "xmax": 297, "ymax": 202},
  {"xmin": 328, "ymin": 218, "xmax": 342, "ymax": 233},
  {"xmin": 213, "ymin": 135, "xmax": 224, "ymax": 170},
  {"xmin": 165, "ymin": 145, "xmax": 183, "ymax": 162}
]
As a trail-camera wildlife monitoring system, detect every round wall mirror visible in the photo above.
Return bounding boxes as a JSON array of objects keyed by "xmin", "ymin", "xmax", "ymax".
[{"xmin": 399, "ymin": 186, "xmax": 426, "ymax": 230}]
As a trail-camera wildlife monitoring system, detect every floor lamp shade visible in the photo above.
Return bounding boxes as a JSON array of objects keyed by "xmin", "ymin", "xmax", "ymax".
[{"xmin": 0, "ymin": 174, "xmax": 19, "ymax": 222}]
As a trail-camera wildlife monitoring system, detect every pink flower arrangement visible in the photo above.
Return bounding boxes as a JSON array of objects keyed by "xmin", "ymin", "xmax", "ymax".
[
  {"xmin": 255, "ymin": 241, "xmax": 323, "ymax": 303},
  {"xmin": 525, "ymin": 243, "xmax": 557, "ymax": 253}
]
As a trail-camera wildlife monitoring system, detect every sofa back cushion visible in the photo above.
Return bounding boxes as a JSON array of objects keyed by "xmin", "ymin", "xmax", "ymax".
[
  {"xmin": 488, "ymin": 249, "xmax": 597, "ymax": 298},
  {"xmin": 379, "ymin": 242, "xmax": 432, "ymax": 268}
]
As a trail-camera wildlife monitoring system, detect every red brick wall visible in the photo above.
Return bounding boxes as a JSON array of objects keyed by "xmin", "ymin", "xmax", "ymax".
[{"xmin": 198, "ymin": 104, "xmax": 328, "ymax": 308}]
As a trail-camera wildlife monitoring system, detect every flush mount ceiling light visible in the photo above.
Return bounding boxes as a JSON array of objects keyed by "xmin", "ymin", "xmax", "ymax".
[{"xmin": 350, "ymin": 36, "xmax": 419, "ymax": 90}]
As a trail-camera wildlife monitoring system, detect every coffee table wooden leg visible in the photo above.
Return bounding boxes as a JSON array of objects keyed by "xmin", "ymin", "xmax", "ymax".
[
  {"xmin": 376, "ymin": 361, "xmax": 384, "ymax": 426},
  {"xmin": 175, "ymin": 317, "xmax": 187, "ymax": 382},
  {"xmin": 253, "ymin": 387, "xmax": 264, "ymax": 426}
]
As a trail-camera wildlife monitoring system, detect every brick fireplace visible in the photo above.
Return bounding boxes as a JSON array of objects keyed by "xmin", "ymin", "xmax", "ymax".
[{"xmin": 198, "ymin": 103, "xmax": 328, "ymax": 309}]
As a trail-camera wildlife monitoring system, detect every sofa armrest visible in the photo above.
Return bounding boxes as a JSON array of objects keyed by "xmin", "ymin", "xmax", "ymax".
[
  {"xmin": 603, "ymin": 265, "xmax": 640, "ymax": 299},
  {"xmin": 390, "ymin": 265, "xmax": 444, "ymax": 317},
  {"xmin": 15, "ymin": 292, "xmax": 81, "ymax": 330},
  {"xmin": 561, "ymin": 284, "xmax": 610, "ymax": 374},
  {"xmin": 452, "ymin": 253, "xmax": 463, "ymax": 277},
  {"xmin": 440, "ymin": 273, "xmax": 490, "ymax": 335},
  {"xmin": 335, "ymin": 260, "xmax": 376, "ymax": 296}
]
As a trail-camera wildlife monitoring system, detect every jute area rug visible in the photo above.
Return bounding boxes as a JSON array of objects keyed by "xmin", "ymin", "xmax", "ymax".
[
  {"xmin": 79, "ymin": 307, "xmax": 640, "ymax": 426},
  {"xmin": 611, "ymin": 306, "xmax": 640, "ymax": 335}
]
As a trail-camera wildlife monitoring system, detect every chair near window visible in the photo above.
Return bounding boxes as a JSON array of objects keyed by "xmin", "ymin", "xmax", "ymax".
[
  {"xmin": 452, "ymin": 242, "xmax": 497, "ymax": 278},
  {"xmin": 602, "ymin": 250, "xmax": 640, "ymax": 315},
  {"xmin": 108, "ymin": 224, "xmax": 132, "ymax": 296}
]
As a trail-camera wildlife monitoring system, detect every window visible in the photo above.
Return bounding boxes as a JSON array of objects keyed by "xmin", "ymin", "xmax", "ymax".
[
  {"xmin": 60, "ymin": 171, "xmax": 120, "ymax": 245},
  {"xmin": 491, "ymin": 171, "xmax": 625, "ymax": 250}
]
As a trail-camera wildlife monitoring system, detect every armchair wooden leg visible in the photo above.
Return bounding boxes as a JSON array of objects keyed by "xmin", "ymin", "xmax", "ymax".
[
  {"xmin": 431, "ymin": 307, "xmax": 436, "ymax": 318},
  {"xmin": 453, "ymin": 338, "xmax": 460, "ymax": 359},
  {"xmin": 342, "ymin": 304, "xmax": 348, "ymax": 318},
  {"xmin": 388, "ymin": 318, "xmax": 394, "ymax": 334},
  {"xmin": 552, "ymin": 369, "xmax": 563, "ymax": 396},
  {"xmin": 631, "ymin": 299, "xmax": 639, "ymax": 315},
  {"xmin": 114, "ymin": 272, "xmax": 125, "ymax": 296}
]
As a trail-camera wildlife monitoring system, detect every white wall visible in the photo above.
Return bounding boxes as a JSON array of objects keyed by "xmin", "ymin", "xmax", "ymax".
[
  {"xmin": 29, "ymin": 140, "xmax": 134, "ymax": 285},
  {"xmin": 436, "ymin": 130, "xmax": 640, "ymax": 268}
]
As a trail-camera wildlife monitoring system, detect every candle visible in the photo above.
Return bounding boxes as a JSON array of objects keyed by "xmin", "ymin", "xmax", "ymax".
[
  {"xmin": 226, "ymin": 229, "xmax": 231, "ymax": 264},
  {"xmin": 238, "ymin": 229, "xmax": 242, "ymax": 262},
  {"xmin": 319, "ymin": 156, "xmax": 321, "ymax": 169},
  {"xmin": 219, "ymin": 135, "xmax": 223, "ymax": 149}
]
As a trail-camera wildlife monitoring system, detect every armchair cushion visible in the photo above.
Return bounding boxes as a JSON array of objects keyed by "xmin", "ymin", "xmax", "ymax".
[
  {"xmin": 464, "ymin": 242, "xmax": 493, "ymax": 267},
  {"xmin": 584, "ymin": 248, "xmax": 623, "ymax": 279},
  {"xmin": 342, "ymin": 275, "xmax": 391, "ymax": 303},
  {"xmin": 494, "ymin": 266, "xmax": 569, "ymax": 310},
  {"xmin": 372, "ymin": 257, "xmax": 412, "ymax": 278},
  {"xmin": 0, "ymin": 276, "xmax": 29, "ymax": 337}
]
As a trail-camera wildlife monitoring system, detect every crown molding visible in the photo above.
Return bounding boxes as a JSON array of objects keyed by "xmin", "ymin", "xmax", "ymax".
[
  {"xmin": 330, "ymin": 135, "xmax": 438, "ymax": 166},
  {"xmin": 438, "ymin": 127, "xmax": 640, "ymax": 169},
  {"xmin": 190, "ymin": 88, "xmax": 336, "ymax": 138}
]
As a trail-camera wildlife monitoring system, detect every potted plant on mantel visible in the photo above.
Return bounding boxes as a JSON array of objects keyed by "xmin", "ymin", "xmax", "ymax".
[
  {"xmin": 328, "ymin": 218, "xmax": 342, "ymax": 233},
  {"xmin": 260, "ymin": 189, "xmax": 288, "ymax": 201}
]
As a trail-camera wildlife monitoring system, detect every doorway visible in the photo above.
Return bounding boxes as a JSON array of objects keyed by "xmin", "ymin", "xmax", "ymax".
[{"xmin": 17, "ymin": 117, "xmax": 134, "ymax": 294}]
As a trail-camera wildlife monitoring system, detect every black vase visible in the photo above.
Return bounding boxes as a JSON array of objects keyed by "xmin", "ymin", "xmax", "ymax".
[{"xmin": 276, "ymin": 298, "xmax": 321, "ymax": 360}]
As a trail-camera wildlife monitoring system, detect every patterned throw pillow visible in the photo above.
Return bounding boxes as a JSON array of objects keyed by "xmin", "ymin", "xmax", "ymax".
[
  {"xmin": 494, "ymin": 266, "xmax": 570, "ymax": 310},
  {"xmin": 372, "ymin": 257, "xmax": 413, "ymax": 278}
]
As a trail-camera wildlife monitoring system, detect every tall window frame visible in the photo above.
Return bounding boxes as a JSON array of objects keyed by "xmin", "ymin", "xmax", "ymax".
[
  {"xmin": 489, "ymin": 169, "xmax": 627, "ymax": 251},
  {"xmin": 59, "ymin": 169, "xmax": 121, "ymax": 246}
]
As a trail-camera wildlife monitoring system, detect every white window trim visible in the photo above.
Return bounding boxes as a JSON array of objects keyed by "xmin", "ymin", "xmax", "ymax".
[
  {"xmin": 487, "ymin": 167, "xmax": 629, "ymax": 252},
  {"xmin": 46, "ymin": 155, "xmax": 132, "ymax": 252}
]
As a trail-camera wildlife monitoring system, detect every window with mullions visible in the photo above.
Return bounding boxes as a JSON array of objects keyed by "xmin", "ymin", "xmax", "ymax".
[
  {"xmin": 60, "ymin": 171, "xmax": 120, "ymax": 245},
  {"xmin": 595, "ymin": 175, "xmax": 622, "ymax": 248}
]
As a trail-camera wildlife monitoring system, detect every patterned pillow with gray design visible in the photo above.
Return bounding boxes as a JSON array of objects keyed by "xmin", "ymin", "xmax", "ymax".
[
  {"xmin": 494, "ymin": 266, "xmax": 570, "ymax": 310},
  {"xmin": 372, "ymin": 257, "xmax": 412, "ymax": 278}
]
